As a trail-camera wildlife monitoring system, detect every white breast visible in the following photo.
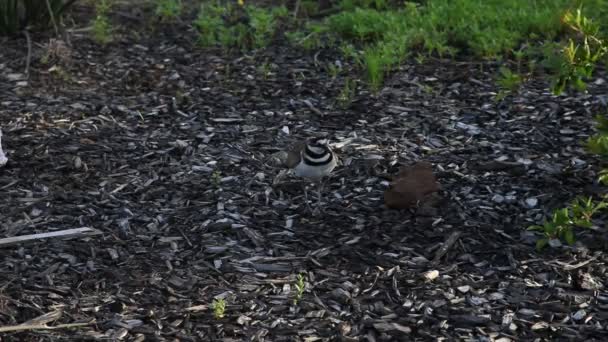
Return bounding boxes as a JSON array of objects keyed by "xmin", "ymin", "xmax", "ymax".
[{"xmin": 294, "ymin": 152, "xmax": 337, "ymax": 180}]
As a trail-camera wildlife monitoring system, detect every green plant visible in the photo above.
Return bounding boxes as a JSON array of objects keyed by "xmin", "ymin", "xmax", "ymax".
[
  {"xmin": 92, "ymin": 0, "xmax": 112, "ymax": 44},
  {"xmin": 295, "ymin": 0, "xmax": 585, "ymax": 90},
  {"xmin": 211, "ymin": 170, "xmax": 222, "ymax": 187},
  {"xmin": 194, "ymin": 3, "xmax": 288, "ymax": 50},
  {"xmin": 299, "ymin": 0, "xmax": 320, "ymax": 17},
  {"xmin": 250, "ymin": 5, "xmax": 288, "ymax": 48},
  {"xmin": 258, "ymin": 60, "xmax": 271, "ymax": 79},
  {"xmin": 293, "ymin": 273, "xmax": 306, "ymax": 304},
  {"xmin": 211, "ymin": 298, "xmax": 226, "ymax": 319},
  {"xmin": 550, "ymin": 7, "xmax": 607, "ymax": 95},
  {"xmin": 528, "ymin": 196, "xmax": 608, "ymax": 250},
  {"xmin": 337, "ymin": 77, "xmax": 356, "ymax": 108},
  {"xmin": 155, "ymin": 0, "xmax": 182, "ymax": 21},
  {"xmin": 0, "ymin": 0, "xmax": 77, "ymax": 35},
  {"xmin": 339, "ymin": 0, "xmax": 389, "ymax": 11},
  {"xmin": 587, "ymin": 114, "xmax": 608, "ymax": 185},
  {"xmin": 194, "ymin": 3, "xmax": 226, "ymax": 47},
  {"xmin": 495, "ymin": 66, "xmax": 523, "ymax": 100},
  {"xmin": 362, "ymin": 46, "xmax": 396, "ymax": 93},
  {"xmin": 327, "ymin": 63, "xmax": 341, "ymax": 79}
]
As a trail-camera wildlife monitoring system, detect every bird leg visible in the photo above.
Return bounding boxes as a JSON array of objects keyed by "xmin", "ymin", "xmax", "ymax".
[
  {"xmin": 316, "ymin": 179, "xmax": 323, "ymax": 207},
  {"xmin": 302, "ymin": 183, "xmax": 313, "ymax": 212}
]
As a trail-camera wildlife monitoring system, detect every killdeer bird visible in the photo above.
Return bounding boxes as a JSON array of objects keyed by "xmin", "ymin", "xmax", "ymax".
[{"xmin": 273, "ymin": 137, "xmax": 338, "ymax": 210}]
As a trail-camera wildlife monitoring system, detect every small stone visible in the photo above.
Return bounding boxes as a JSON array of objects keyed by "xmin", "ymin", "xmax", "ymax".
[
  {"xmin": 489, "ymin": 292, "xmax": 504, "ymax": 301},
  {"xmin": 457, "ymin": 285, "xmax": 471, "ymax": 293},
  {"xmin": 504, "ymin": 195, "xmax": 517, "ymax": 203},
  {"xmin": 525, "ymin": 198, "xmax": 538, "ymax": 208},
  {"xmin": 6, "ymin": 73, "xmax": 24, "ymax": 81},
  {"xmin": 559, "ymin": 128, "xmax": 575, "ymax": 135},
  {"xmin": 548, "ymin": 238, "xmax": 562, "ymax": 248},
  {"xmin": 492, "ymin": 194, "xmax": 505, "ymax": 203},
  {"xmin": 237, "ymin": 315, "xmax": 251, "ymax": 325},
  {"xmin": 469, "ymin": 296, "xmax": 488, "ymax": 306},
  {"xmin": 572, "ymin": 309, "xmax": 586, "ymax": 321},
  {"xmin": 531, "ymin": 321, "xmax": 549, "ymax": 330},
  {"xmin": 518, "ymin": 308, "xmax": 536, "ymax": 316},
  {"xmin": 423, "ymin": 270, "xmax": 439, "ymax": 281}
]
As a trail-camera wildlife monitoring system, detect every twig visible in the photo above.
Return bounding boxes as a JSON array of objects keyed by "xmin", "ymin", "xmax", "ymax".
[
  {"xmin": 0, "ymin": 321, "xmax": 94, "ymax": 333},
  {"xmin": 293, "ymin": 0, "xmax": 301, "ymax": 19},
  {"xmin": 431, "ymin": 231, "xmax": 462, "ymax": 266},
  {"xmin": 0, "ymin": 227, "xmax": 102, "ymax": 248},
  {"xmin": 303, "ymin": 99, "xmax": 324, "ymax": 117},
  {"xmin": 550, "ymin": 254, "xmax": 600, "ymax": 271},
  {"xmin": 45, "ymin": 0, "xmax": 60, "ymax": 37},
  {"xmin": 23, "ymin": 29, "xmax": 32, "ymax": 79}
]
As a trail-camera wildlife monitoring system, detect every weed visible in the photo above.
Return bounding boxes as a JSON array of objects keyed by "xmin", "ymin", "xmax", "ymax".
[
  {"xmin": 194, "ymin": 3, "xmax": 227, "ymax": 47},
  {"xmin": 302, "ymin": 0, "xmax": 585, "ymax": 90},
  {"xmin": 249, "ymin": 5, "xmax": 288, "ymax": 48},
  {"xmin": 414, "ymin": 53, "xmax": 426, "ymax": 65},
  {"xmin": 299, "ymin": 0, "xmax": 320, "ymax": 17},
  {"xmin": 211, "ymin": 170, "xmax": 222, "ymax": 187},
  {"xmin": 48, "ymin": 65, "xmax": 71, "ymax": 82},
  {"xmin": 92, "ymin": 0, "xmax": 112, "ymax": 44},
  {"xmin": 495, "ymin": 66, "xmax": 523, "ymax": 101},
  {"xmin": 258, "ymin": 60, "xmax": 271, "ymax": 79},
  {"xmin": 211, "ymin": 298, "xmax": 226, "ymax": 319},
  {"xmin": 528, "ymin": 196, "xmax": 608, "ymax": 250},
  {"xmin": 155, "ymin": 0, "xmax": 182, "ymax": 21},
  {"xmin": 327, "ymin": 62, "xmax": 341, "ymax": 79},
  {"xmin": 287, "ymin": 23, "xmax": 328, "ymax": 50},
  {"xmin": 194, "ymin": 3, "xmax": 288, "ymax": 50},
  {"xmin": 337, "ymin": 77, "xmax": 356, "ymax": 108},
  {"xmin": 293, "ymin": 273, "xmax": 306, "ymax": 305},
  {"xmin": 362, "ymin": 46, "xmax": 395, "ymax": 93},
  {"xmin": 549, "ymin": 7, "xmax": 607, "ymax": 95},
  {"xmin": 339, "ymin": 0, "xmax": 389, "ymax": 11}
]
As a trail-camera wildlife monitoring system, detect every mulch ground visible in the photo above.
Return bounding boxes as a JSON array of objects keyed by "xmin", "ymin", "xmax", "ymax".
[{"xmin": 1, "ymin": 2, "xmax": 608, "ymax": 341}]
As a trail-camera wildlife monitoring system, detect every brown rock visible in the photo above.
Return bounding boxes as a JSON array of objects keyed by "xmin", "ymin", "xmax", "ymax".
[{"xmin": 384, "ymin": 161, "xmax": 440, "ymax": 209}]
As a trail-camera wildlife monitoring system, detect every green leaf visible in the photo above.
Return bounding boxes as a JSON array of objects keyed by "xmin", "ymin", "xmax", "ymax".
[
  {"xmin": 573, "ymin": 217, "xmax": 592, "ymax": 228},
  {"xmin": 528, "ymin": 225, "xmax": 543, "ymax": 231},
  {"xmin": 563, "ymin": 228, "xmax": 575, "ymax": 245},
  {"xmin": 553, "ymin": 208, "xmax": 571, "ymax": 226}
]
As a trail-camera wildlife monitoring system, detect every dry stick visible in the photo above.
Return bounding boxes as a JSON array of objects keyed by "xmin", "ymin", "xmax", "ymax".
[
  {"xmin": 23, "ymin": 29, "xmax": 32, "ymax": 78},
  {"xmin": 0, "ymin": 227, "xmax": 102, "ymax": 248},
  {"xmin": 0, "ymin": 321, "xmax": 94, "ymax": 333},
  {"xmin": 293, "ymin": 0, "xmax": 301, "ymax": 19},
  {"xmin": 45, "ymin": 0, "xmax": 60, "ymax": 37},
  {"xmin": 431, "ymin": 231, "xmax": 462, "ymax": 266},
  {"xmin": 303, "ymin": 99, "xmax": 324, "ymax": 117}
]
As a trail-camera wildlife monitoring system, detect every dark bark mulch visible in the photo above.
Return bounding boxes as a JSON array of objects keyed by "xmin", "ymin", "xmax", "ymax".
[{"xmin": 1, "ymin": 3, "xmax": 608, "ymax": 341}]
